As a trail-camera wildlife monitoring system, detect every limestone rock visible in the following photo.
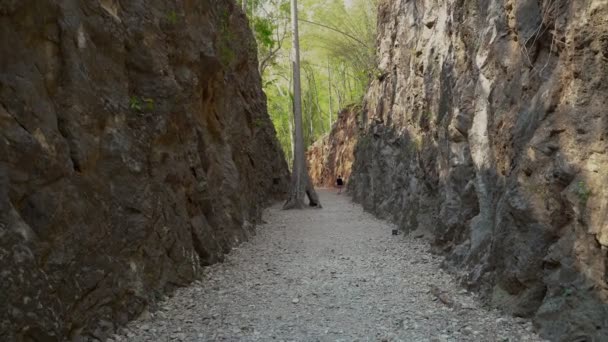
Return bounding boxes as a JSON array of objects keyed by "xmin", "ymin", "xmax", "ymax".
[
  {"xmin": 348, "ymin": 0, "xmax": 608, "ymax": 340},
  {"xmin": 0, "ymin": 1, "xmax": 288, "ymax": 340},
  {"xmin": 306, "ymin": 105, "xmax": 360, "ymax": 187}
]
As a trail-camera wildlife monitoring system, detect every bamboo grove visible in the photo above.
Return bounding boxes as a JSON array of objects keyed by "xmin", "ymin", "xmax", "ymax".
[{"xmin": 242, "ymin": 0, "xmax": 377, "ymax": 166}]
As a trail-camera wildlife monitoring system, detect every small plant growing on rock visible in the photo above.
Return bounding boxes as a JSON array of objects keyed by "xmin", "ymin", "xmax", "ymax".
[
  {"xmin": 143, "ymin": 98, "xmax": 155, "ymax": 111},
  {"xmin": 130, "ymin": 96, "xmax": 155, "ymax": 112},
  {"xmin": 129, "ymin": 96, "xmax": 142, "ymax": 111},
  {"xmin": 575, "ymin": 181, "xmax": 592, "ymax": 206}
]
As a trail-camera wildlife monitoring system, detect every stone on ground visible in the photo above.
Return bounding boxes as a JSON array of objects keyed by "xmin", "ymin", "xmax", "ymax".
[{"xmin": 114, "ymin": 190, "xmax": 545, "ymax": 342}]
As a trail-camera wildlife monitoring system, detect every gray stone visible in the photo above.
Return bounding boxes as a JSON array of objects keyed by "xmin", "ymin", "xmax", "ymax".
[
  {"xmin": 113, "ymin": 191, "xmax": 545, "ymax": 342},
  {"xmin": 343, "ymin": 1, "xmax": 608, "ymax": 341}
]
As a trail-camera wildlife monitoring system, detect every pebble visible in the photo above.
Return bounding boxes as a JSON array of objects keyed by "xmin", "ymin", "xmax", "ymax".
[{"xmin": 115, "ymin": 191, "xmax": 548, "ymax": 342}]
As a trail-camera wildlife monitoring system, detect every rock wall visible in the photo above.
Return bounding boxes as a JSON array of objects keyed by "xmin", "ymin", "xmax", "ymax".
[
  {"xmin": 306, "ymin": 106, "xmax": 360, "ymax": 187},
  {"xmin": 349, "ymin": 0, "xmax": 608, "ymax": 340},
  {"xmin": 0, "ymin": 1, "xmax": 289, "ymax": 340}
]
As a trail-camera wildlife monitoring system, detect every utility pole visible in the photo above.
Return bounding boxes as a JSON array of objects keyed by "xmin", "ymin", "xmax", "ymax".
[{"xmin": 284, "ymin": 0, "xmax": 321, "ymax": 209}]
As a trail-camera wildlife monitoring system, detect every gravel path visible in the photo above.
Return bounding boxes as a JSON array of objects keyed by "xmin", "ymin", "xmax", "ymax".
[{"xmin": 113, "ymin": 190, "xmax": 545, "ymax": 342}]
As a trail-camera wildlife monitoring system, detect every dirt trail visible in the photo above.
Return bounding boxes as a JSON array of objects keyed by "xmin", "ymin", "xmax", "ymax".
[{"xmin": 113, "ymin": 190, "xmax": 545, "ymax": 342}]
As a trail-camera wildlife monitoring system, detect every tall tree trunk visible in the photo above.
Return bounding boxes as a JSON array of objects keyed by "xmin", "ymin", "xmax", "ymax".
[
  {"xmin": 242, "ymin": 0, "xmax": 247, "ymax": 14},
  {"xmin": 289, "ymin": 74, "xmax": 295, "ymax": 166},
  {"xmin": 284, "ymin": 0, "xmax": 321, "ymax": 209}
]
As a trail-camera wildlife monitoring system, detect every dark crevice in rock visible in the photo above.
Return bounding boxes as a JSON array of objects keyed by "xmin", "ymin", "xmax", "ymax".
[{"xmin": 56, "ymin": 116, "xmax": 82, "ymax": 173}]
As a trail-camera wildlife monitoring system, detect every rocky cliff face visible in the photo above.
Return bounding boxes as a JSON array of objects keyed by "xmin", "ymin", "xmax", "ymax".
[
  {"xmin": 306, "ymin": 106, "xmax": 360, "ymax": 187},
  {"xmin": 350, "ymin": 0, "xmax": 608, "ymax": 340},
  {"xmin": 0, "ymin": 1, "xmax": 288, "ymax": 340}
]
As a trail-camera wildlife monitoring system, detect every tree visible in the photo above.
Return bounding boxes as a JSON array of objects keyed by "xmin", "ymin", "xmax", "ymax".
[
  {"xmin": 257, "ymin": 0, "xmax": 377, "ymax": 167},
  {"xmin": 250, "ymin": 0, "xmax": 290, "ymax": 76},
  {"xmin": 283, "ymin": 0, "xmax": 321, "ymax": 209}
]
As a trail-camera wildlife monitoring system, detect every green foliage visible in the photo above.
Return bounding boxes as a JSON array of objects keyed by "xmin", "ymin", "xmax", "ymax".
[
  {"xmin": 130, "ymin": 96, "xmax": 155, "ymax": 112},
  {"xmin": 143, "ymin": 98, "xmax": 155, "ymax": 111},
  {"xmin": 248, "ymin": 0, "xmax": 289, "ymax": 75},
  {"xmin": 302, "ymin": 0, "xmax": 377, "ymax": 84},
  {"xmin": 129, "ymin": 96, "xmax": 142, "ymax": 111},
  {"xmin": 264, "ymin": 71, "xmax": 295, "ymax": 166},
  {"xmin": 250, "ymin": 0, "xmax": 378, "ymax": 162},
  {"xmin": 253, "ymin": 17, "xmax": 275, "ymax": 49}
]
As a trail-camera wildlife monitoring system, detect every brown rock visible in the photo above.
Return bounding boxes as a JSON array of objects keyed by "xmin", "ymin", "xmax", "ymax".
[
  {"xmin": 306, "ymin": 105, "xmax": 360, "ymax": 188},
  {"xmin": 430, "ymin": 285, "xmax": 455, "ymax": 308},
  {"xmin": 0, "ymin": 1, "xmax": 288, "ymax": 340}
]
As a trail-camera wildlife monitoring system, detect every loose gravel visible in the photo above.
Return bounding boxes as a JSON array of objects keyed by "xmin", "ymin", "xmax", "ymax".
[{"xmin": 112, "ymin": 190, "xmax": 546, "ymax": 342}]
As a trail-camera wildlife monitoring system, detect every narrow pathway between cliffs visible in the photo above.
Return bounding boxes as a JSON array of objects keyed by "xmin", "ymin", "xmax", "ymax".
[{"xmin": 113, "ymin": 190, "xmax": 545, "ymax": 342}]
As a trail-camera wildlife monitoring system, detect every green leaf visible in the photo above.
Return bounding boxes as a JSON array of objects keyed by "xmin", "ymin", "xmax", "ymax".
[
  {"xmin": 129, "ymin": 96, "xmax": 142, "ymax": 111},
  {"xmin": 143, "ymin": 98, "xmax": 155, "ymax": 110},
  {"xmin": 253, "ymin": 17, "xmax": 276, "ymax": 49}
]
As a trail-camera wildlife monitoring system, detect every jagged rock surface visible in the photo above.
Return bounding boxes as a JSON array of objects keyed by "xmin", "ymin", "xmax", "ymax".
[
  {"xmin": 349, "ymin": 0, "xmax": 608, "ymax": 340},
  {"xmin": 306, "ymin": 106, "xmax": 360, "ymax": 187},
  {"xmin": 0, "ymin": 1, "xmax": 288, "ymax": 340}
]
